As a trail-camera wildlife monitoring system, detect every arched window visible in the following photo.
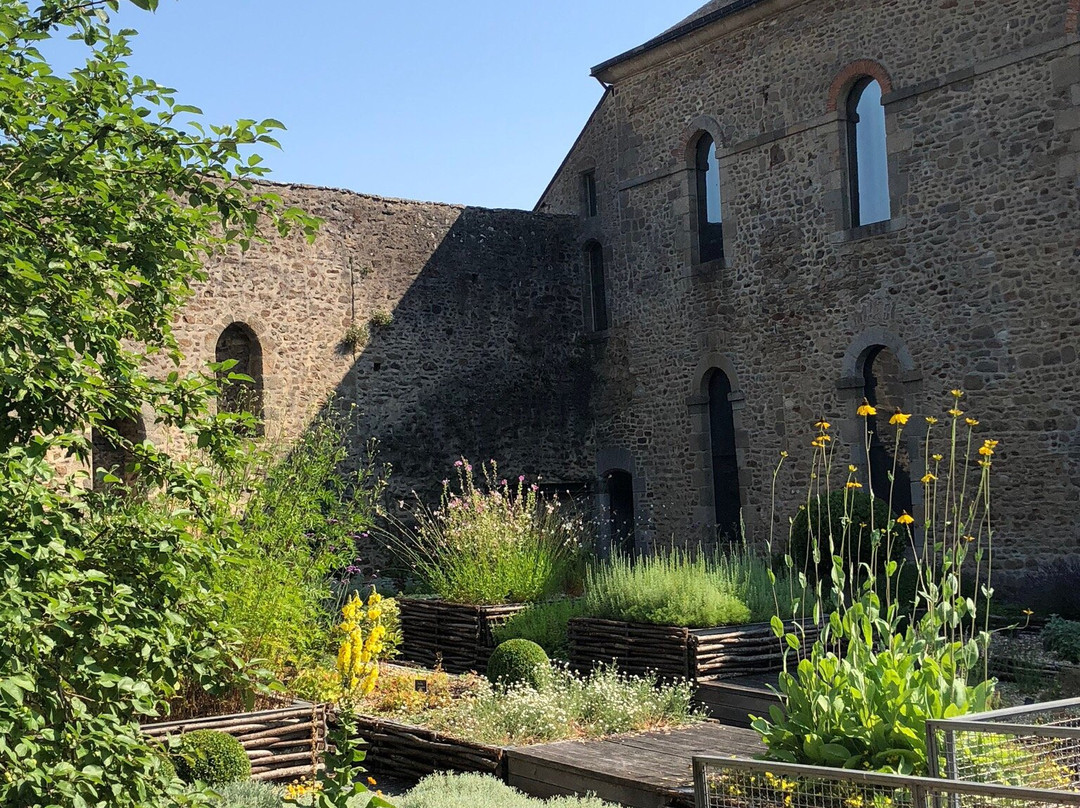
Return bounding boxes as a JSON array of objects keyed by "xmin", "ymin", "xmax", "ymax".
[
  {"xmin": 586, "ymin": 242, "xmax": 608, "ymax": 332},
  {"xmin": 695, "ymin": 133, "xmax": 724, "ymax": 262},
  {"xmin": 215, "ymin": 322, "xmax": 264, "ymax": 434},
  {"xmin": 847, "ymin": 79, "xmax": 891, "ymax": 227},
  {"xmin": 605, "ymin": 470, "xmax": 635, "ymax": 557},
  {"xmin": 707, "ymin": 370, "xmax": 742, "ymax": 541},
  {"xmin": 862, "ymin": 346, "xmax": 912, "ymax": 516},
  {"xmin": 91, "ymin": 416, "xmax": 145, "ymax": 490}
]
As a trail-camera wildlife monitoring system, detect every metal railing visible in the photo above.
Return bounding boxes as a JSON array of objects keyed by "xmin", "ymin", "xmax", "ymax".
[
  {"xmin": 927, "ymin": 697, "xmax": 1080, "ymax": 790},
  {"xmin": 694, "ymin": 755, "xmax": 1080, "ymax": 808}
]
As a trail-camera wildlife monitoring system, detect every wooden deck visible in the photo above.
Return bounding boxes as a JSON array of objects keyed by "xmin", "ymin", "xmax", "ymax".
[{"xmin": 506, "ymin": 720, "xmax": 763, "ymax": 808}]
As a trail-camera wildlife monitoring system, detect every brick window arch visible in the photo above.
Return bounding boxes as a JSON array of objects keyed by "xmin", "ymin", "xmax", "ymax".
[
  {"xmin": 846, "ymin": 78, "xmax": 891, "ymax": 227},
  {"xmin": 693, "ymin": 132, "xmax": 725, "ymax": 263}
]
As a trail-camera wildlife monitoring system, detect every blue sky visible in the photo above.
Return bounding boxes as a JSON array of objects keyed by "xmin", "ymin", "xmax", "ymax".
[{"xmin": 89, "ymin": 1, "xmax": 708, "ymax": 210}]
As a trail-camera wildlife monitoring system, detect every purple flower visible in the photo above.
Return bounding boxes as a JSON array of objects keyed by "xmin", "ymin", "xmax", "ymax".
[{"xmin": 345, "ymin": 565, "xmax": 363, "ymax": 575}]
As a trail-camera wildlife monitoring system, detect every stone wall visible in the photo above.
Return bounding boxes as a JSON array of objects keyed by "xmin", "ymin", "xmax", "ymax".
[
  {"xmin": 537, "ymin": 0, "xmax": 1080, "ymax": 572},
  {"xmin": 161, "ymin": 185, "xmax": 593, "ymax": 502}
]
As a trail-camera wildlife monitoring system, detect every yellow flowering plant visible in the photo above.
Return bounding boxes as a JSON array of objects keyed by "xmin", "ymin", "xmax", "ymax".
[
  {"xmin": 757, "ymin": 391, "xmax": 1000, "ymax": 775},
  {"xmin": 336, "ymin": 591, "xmax": 390, "ymax": 702}
]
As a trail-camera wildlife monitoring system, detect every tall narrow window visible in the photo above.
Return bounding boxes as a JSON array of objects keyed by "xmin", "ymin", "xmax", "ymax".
[
  {"xmin": 216, "ymin": 322, "xmax": 264, "ymax": 434},
  {"xmin": 586, "ymin": 242, "xmax": 608, "ymax": 332},
  {"xmin": 847, "ymin": 79, "xmax": 891, "ymax": 227},
  {"xmin": 91, "ymin": 416, "xmax": 145, "ymax": 490},
  {"xmin": 707, "ymin": 370, "xmax": 741, "ymax": 541},
  {"xmin": 695, "ymin": 134, "xmax": 724, "ymax": 263},
  {"xmin": 862, "ymin": 346, "xmax": 912, "ymax": 517},
  {"xmin": 606, "ymin": 470, "xmax": 635, "ymax": 557},
  {"xmin": 583, "ymin": 171, "xmax": 598, "ymax": 218}
]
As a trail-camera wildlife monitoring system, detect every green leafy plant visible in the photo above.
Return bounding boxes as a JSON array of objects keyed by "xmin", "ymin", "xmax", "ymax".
[
  {"xmin": 285, "ymin": 711, "xmax": 393, "ymax": 808},
  {"xmin": 487, "ymin": 639, "xmax": 551, "ymax": 690},
  {"xmin": 369, "ymin": 310, "xmax": 394, "ymax": 329},
  {"xmin": 583, "ymin": 552, "xmax": 751, "ymax": 628},
  {"xmin": 399, "ymin": 773, "xmax": 614, "ymax": 808},
  {"xmin": 171, "ymin": 730, "xmax": 251, "ymax": 786},
  {"xmin": 755, "ymin": 395, "xmax": 1000, "ymax": 775},
  {"xmin": 341, "ymin": 321, "xmax": 370, "ymax": 353},
  {"xmin": 0, "ymin": 2, "xmax": 319, "ymax": 805},
  {"xmin": 493, "ymin": 599, "xmax": 588, "ymax": 659},
  {"xmin": 389, "ymin": 460, "xmax": 587, "ymax": 605},
  {"xmin": 1043, "ymin": 616, "xmax": 1080, "ymax": 664},
  {"xmin": 215, "ymin": 413, "xmax": 388, "ymax": 673}
]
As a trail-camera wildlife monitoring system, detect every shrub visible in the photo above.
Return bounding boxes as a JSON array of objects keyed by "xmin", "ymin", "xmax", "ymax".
[
  {"xmin": 171, "ymin": 730, "xmax": 251, "ymax": 785},
  {"xmin": 1043, "ymin": 616, "xmax": 1080, "ymax": 664},
  {"xmin": 390, "ymin": 460, "xmax": 588, "ymax": 605},
  {"xmin": 214, "ymin": 412, "xmax": 388, "ymax": 672},
  {"xmin": 788, "ymin": 489, "xmax": 896, "ymax": 582},
  {"xmin": 584, "ymin": 553, "xmax": 751, "ymax": 628},
  {"xmin": 493, "ymin": 599, "xmax": 588, "ymax": 659},
  {"xmin": 400, "ymin": 773, "xmax": 615, "ymax": 808},
  {"xmin": 488, "ymin": 639, "xmax": 551, "ymax": 690}
]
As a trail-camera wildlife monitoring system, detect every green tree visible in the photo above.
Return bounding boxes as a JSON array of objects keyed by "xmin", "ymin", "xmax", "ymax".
[{"xmin": 0, "ymin": 1, "xmax": 318, "ymax": 805}]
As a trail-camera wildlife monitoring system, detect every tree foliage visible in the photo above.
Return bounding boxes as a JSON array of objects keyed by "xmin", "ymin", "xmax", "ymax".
[{"xmin": 0, "ymin": 1, "xmax": 318, "ymax": 805}]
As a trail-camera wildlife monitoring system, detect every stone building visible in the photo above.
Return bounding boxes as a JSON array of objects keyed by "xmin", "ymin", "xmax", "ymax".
[{"xmin": 101, "ymin": 0, "xmax": 1080, "ymax": 579}]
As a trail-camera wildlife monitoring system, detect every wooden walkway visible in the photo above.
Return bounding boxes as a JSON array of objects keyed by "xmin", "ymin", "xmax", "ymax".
[
  {"xmin": 506, "ymin": 720, "xmax": 763, "ymax": 808},
  {"xmin": 695, "ymin": 673, "xmax": 781, "ymax": 729}
]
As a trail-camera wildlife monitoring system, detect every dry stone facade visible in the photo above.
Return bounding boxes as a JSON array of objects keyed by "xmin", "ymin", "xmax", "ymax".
[
  {"xmin": 161, "ymin": 186, "xmax": 593, "ymax": 502},
  {"xmin": 156, "ymin": 0, "xmax": 1078, "ymax": 582},
  {"xmin": 536, "ymin": 0, "xmax": 1080, "ymax": 571}
]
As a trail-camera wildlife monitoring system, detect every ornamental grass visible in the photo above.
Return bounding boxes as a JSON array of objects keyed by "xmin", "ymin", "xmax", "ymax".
[{"xmin": 389, "ymin": 460, "xmax": 588, "ymax": 605}]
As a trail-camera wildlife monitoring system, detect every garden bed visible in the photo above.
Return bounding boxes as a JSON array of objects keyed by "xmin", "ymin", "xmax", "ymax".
[
  {"xmin": 141, "ymin": 702, "xmax": 327, "ymax": 783},
  {"xmin": 354, "ymin": 714, "xmax": 507, "ymax": 781},
  {"xmin": 398, "ymin": 597, "xmax": 529, "ymax": 674},
  {"xmin": 568, "ymin": 618, "xmax": 818, "ymax": 682}
]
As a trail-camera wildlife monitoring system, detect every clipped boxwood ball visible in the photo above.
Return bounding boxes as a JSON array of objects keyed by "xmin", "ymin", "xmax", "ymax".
[
  {"xmin": 487, "ymin": 639, "xmax": 550, "ymax": 690},
  {"xmin": 171, "ymin": 729, "xmax": 251, "ymax": 785},
  {"xmin": 789, "ymin": 489, "xmax": 898, "ymax": 580}
]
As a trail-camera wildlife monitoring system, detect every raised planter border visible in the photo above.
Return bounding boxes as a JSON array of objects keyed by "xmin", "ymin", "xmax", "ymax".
[
  {"xmin": 354, "ymin": 713, "xmax": 506, "ymax": 781},
  {"xmin": 398, "ymin": 597, "xmax": 528, "ymax": 674},
  {"xmin": 568, "ymin": 617, "xmax": 819, "ymax": 682},
  {"xmin": 141, "ymin": 702, "xmax": 327, "ymax": 783}
]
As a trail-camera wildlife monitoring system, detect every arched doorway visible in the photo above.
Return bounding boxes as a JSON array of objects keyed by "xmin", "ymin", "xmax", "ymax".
[
  {"xmin": 708, "ymin": 369, "xmax": 742, "ymax": 542},
  {"xmin": 862, "ymin": 345, "xmax": 913, "ymax": 517}
]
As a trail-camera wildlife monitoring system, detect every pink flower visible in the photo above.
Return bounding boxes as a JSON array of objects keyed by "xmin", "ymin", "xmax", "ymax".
[
  {"xmin": 454, "ymin": 460, "xmax": 463, "ymax": 467},
  {"xmin": 518, "ymin": 475, "xmax": 525, "ymax": 482}
]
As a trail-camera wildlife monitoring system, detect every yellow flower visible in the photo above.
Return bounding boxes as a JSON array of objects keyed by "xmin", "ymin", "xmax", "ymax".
[
  {"xmin": 857, "ymin": 400, "xmax": 877, "ymax": 417},
  {"xmin": 811, "ymin": 438, "xmax": 827, "ymax": 449},
  {"xmin": 846, "ymin": 481, "xmax": 863, "ymax": 489},
  {"xmin": 948, "ymin": 408, "xmax": 965, "ymax": 418},
  {"xmin": 926, "ymin": 416, "xmax": 938, "ymax": 425},
  {"xmin": 921, "ymin": 473, "xmax": 936, "ymax": 484},
  {"xmin": 951, "ymin": 389, "xmax": 965, "ymax": 399},
  {"xmin": 1023, "ymin": 609, "xmax": 1034, "ymax": 616},
  {"xmin": 978, "ymin": 440, "xmax": 998, "ymax": 457},
  {"xmin": 889, "ymin": 411, "xmax": 911, "ymax": 426},
  {"xmin": 815, "ymin": 419, "xmax": 831, "ymax": 430},
  {"xmin": 780, "ymin": 451, "xmax": 789, "ymax": 458},
  {"xmin": 896, "ymin": 512, "xmax": 915, "ymax": 526},
  {"xmin": 966, "ymin": 418, "xmax": 980, "ymax": 427},
  {"xmin": 848, "ymin": 465, "xmax": 858, "ymax": 473},
  {"xmin": 368, "ymin": 777, "xmax": 378, "ymax": 786},
  {"xmin": 932, "ymin": 454, "xmax": 944, "ymax": 462},
  {"xmin": 963, "ymin": 535, "xmax": 976, "ymax": 543}
]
